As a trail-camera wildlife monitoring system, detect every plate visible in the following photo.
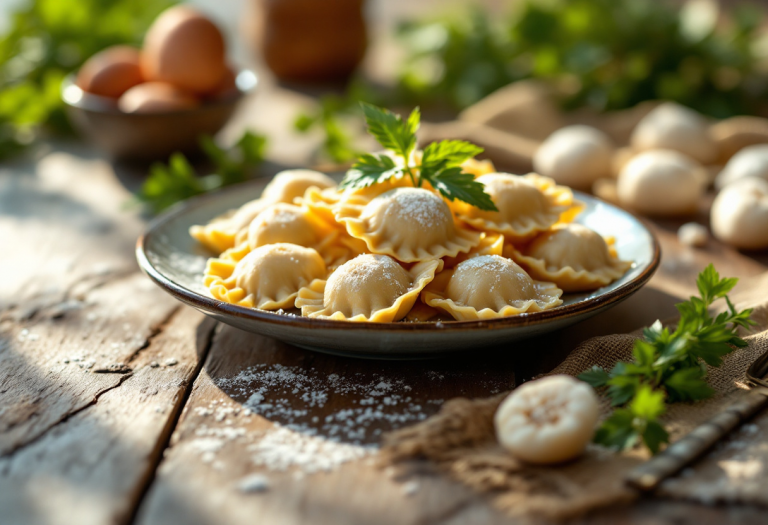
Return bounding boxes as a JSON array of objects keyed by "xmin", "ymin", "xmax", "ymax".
[{"xmin": 136, "ymin": 179, "xmax": 660, "ymax": 359}]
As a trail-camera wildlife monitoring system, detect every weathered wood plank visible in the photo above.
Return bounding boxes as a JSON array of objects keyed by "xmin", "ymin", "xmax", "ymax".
[
  {"xmin": 134, "ymin": 326, "xmax": 517, "ymax": 525},
  {"xmin": 0, "ymin": 306, "xmax": 215, "ymax": 525}
]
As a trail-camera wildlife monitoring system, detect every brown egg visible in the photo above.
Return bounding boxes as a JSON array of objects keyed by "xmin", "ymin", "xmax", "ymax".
[
  {"xmin": 76, "ymin": 46, "xmax": 144, "ymax": 98},
  {"xmin": 141, "ymin": 6, "xmax": 227, "ymax": 94},
  {"xmin": 118, "ymin": 82, "xmax": 198, "ymax": 113}
]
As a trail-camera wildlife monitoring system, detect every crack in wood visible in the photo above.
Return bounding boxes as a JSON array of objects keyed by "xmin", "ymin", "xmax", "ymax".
[
  {"xmin": 124, "ymin": 305, "xmax": 183, "ymax": 365},
  {"xmin": 0, "ymin": 372, "xmax": 134, "ymax": 459},
  {"xmin": 125, "ymin": 318, "xmax": 218, "ymax": 525}
]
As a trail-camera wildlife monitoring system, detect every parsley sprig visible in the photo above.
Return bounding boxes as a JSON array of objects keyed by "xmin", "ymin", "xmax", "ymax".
[
  {"xmin": 340, "ymin": 103, "xmax": 497, "ymax": 211},
  {"xmin": 579, "ymin": 264, "xmax": 756, "ymax": 454}
]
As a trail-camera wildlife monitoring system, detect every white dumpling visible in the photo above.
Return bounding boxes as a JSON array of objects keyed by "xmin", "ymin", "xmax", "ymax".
[
  {"xmin": 262, "ymin": 169, "xmax": 337, "ymax": 204},
  {"xmin": 422, "ymin": 255, "xmax": 562, "ymax": 320},
  {"xmin": 246, "ymin": 203, "xmax": 329, "ymax": 249},
  {"xmin": 711, "ymin": 177, "xmax": 768, "ymax": 250},
  {"xmin": 534, "ymin": 125, "xmax": 613, "ymax": 189},
  {"xmin": 507, "ymin": 224, "xmax": 631, "ymax": 292},
  {"xmin": 454, "ymin": 173, "xmax": 581, "ymax": 241},
  {"xmin": 715, "ymin": 144, "xmax": 768, "ymax": 190},
  {"xmin": 617, "ymin": 150, "xmax": 705, "ymax": 216},
  {"xmin": 296, "ymin": 254, "xmax": 441, "ymax": 322},
  {"xmin": 205, "ymin": 243, "xmax": 326, "ymax": 310},
  {"xmin": 336, "ymin": 187, "xmax": 481, "ymax": 262},
  {"xmin": 630, "ymin": 102, "xmax": 717, "ymax": 165}
]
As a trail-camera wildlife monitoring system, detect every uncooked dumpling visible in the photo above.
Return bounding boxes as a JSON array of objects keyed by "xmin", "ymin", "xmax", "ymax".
[
  {"xmin": 336, "ymin": 187, "xmax": 481, "ymax": 262},
  {"xmin": 453, "ymin": 173, "xmax": 582, "ymax": 242},
  {"xmin": 246, "ymin": 203, "xmax": 332, "ymax": 249},
  {"xmin": 711, "ymin": 177, "xmax": 768, "ymax": 250},
  {"xmin": 296, "ymin": 254, "xmax": 442, "ymax": 322},
  {"xmin": 630, "ymin": 102, "xmax": 717, "ymax": 165},
  {"xmin": 715, "ymin": 144, "xmax": 768, "ymax": 190},
  {"xmin": 204, "ymin": 243, "xmax": 326, "ymax": 309},
  {"xmin": 617, "ymin": 150, "xmax": 705, "ymax": 216},
  {"xmin": 261, "ymin": 169, "xmax": 336, "ymax": 204},
  {"xmin": 534, "ymin": 125, "xmax": 613, "ymax": 189},
  {"xmin": 422, "ymin": 255, "xmax": 562, "ymax": 321},
  {"xmin": 507, "ymin": 224, "xmax": 631, "ymax": 292}
]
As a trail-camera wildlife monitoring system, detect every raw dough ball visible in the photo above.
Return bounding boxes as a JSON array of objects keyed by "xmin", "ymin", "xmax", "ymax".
[
  {"xmin": 494, "ymin": 375, "xmax": 599, "ymax": 464},
  {"xmin": 631, "ymin": 102, "xmax": 717, "ymax": 165},
  {"xmin": 711, "ymin": 177, "xmax": 768, "ymax": 250},
  {"xmin": 677, "ymin": 222, "xmax": 709, "ymax": 248},
  {"xmin": 715, "ymin": 144, "xmax": 768, "ymax": 190},
  {"xmin": 617, "ymin": 150, "xmax": 705, "ymax": 216},
  {"xmin": 534, "ymin": 125, "xmax": 613, "ymax": 189}
]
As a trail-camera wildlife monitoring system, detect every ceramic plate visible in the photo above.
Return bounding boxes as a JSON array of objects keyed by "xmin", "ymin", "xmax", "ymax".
[{"xmin": 137, "ymin": 179, "xmax": 660, "ymax": 359}]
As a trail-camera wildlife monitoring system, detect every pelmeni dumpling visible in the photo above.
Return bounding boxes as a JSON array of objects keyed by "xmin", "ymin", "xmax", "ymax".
[
  {"xmin": 262, "ymin": 169, "xmax": 337, "ymax": 204},
  {"xmin": 453, "ymin": 173, "xmax": 582, "ymax": 242},
  {"xmin": 335, "ymin": 187, "xmax": 481, "ymax": 262},
  {"xmin": 711, "ymin": 177, "xmax": 768, "ymax": 250},
  {"xmin": 245, "ymin": 203, "xmax": 334, "ymax": 249},
  {"xmin": 617, "ymin": 150, "xmax": 705, "ymax": 216},
  {"xmin": 205, "ymin": 243, "xmax": 326, "ymax": 309},
  {"xmin": 631, "ymin": 102, "xmax": 717, "ymax": 165},
  {"xmin": 534, "ymin": 125, "xmax": 613, "ymax": 189},
  {"xmin": 506, "ymin": 224, "xmax": 631, "ymax": 292},
  {"xmin": 714, "ymin": 144, "xmax": 768, "ymax": 190},
  {"xmin": 296, "ymin": 254, "xmax": 442, "ymax": 322},
  {"xmin": 190, "ymin": 169, "xmax": 336, "ymax": 253},
  {"xmin": 422, "ymin": 255, "xmax": 562, "ymax": 321},
  {"xmin": 442, "ymin": 232, "xmax": 504, "ymax": 269}
]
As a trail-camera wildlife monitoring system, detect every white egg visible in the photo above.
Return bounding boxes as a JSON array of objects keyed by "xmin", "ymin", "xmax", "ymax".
[
  {"xmin": 631, "ymin": 102, "xmax": 717, "ymax": 165},
  {"xmin": 714, "ymin": 144, "xmax": 768, "ymax": 190},
  {"xmin": 494, "ymin": 375, "xmax": 599, "ymax": 465},
  {"xmin": 533, "ymin": 125, "xmax": 613, "ymax": 189},
  {"xmin": 711, "ymin": 177, "xmax": 768, "ymax": 250},
  {"xmin": 617, "ymin": 150, "xmax": 705, "ymax": 216}
]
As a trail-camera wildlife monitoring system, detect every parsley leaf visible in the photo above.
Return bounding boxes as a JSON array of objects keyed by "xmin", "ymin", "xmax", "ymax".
[
  {"xmin": 424, "ymin": 167, "xmax": 497, "ymax": 211},
  {"xmin": 340, "ymin": 103, "xmax": 496, "ymax": 211},
  {"xmin": 360, "ymin": 103, "xmax": 419, "ymax": 160},
  {"xmin": 343, "ymin": 153, "xmax": 403, "ymax": 189},
  {"xmin": 579, "ymin": 264, "xmax": 755, "ymax": 454}
]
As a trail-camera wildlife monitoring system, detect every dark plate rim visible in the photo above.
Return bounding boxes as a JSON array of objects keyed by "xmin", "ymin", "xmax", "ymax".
[{"xmin": 136, "ymin": 181, "xmax": 661, "ymax": 333}]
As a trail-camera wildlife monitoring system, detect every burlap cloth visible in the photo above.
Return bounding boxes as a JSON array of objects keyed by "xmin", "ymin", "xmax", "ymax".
[{"xmin": 382, "ymin": 87, "xmax": 768, "ymax": 520}]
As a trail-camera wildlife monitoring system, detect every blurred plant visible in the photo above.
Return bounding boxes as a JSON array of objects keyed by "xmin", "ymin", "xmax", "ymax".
[
  {"xmin": 294, "ymin": 94, "xmax": 362, "ymax": 164},
  {"xmin": 0, "ymin": 0, "xmax": 175, "ymax": 159},
  {"xmin": 134, "ymin": 131, "xmax": 268, "ymax": 214},
  {"xmin": 397, "ymin": 0, "xmax": 767, "ymax": 117}
]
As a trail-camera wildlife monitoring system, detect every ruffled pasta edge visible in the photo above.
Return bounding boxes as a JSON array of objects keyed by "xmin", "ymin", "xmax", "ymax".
[
  {"xmin": 421, "ymin": 268, "xmax": 563, "ymax": 321},
  {"xmin": 295, "ymin": 259, "xmax": 443, "ymax": 322}
]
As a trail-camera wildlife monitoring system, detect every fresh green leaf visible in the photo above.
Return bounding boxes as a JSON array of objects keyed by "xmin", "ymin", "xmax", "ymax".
[
  {"xmin": 340, "ymin": 153, "xmax": 402, "ymax": 189},
  {"xmin": 135, "ymin": 130, "xmax": 267, "ymax": 214},
  {"xmin": 584, "ymin": 265, "xmax": 753, "ymax": 455},
  {"xmin": 360, "ymin": 103, "xmax": 419, "ymax": 159},
  {"xmin": 425, "ymin": 167, "xmax": 498, "ymax": 211},
  {"xmin": 578, "ymin": 366, "xmax": 610, "ymax": 388}
]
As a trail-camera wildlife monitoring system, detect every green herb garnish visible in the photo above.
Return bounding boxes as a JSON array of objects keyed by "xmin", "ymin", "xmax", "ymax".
[
  {"xmin": 135, "ymin": 131, "xmax": 267, "ymax": 214},
  {"xmin": 339, "ymin": 103, "xmax": 497, "ymax": 211},
  {"xmin": 579, "ymin": 264, "xmax": 755, "ymax": 454}
]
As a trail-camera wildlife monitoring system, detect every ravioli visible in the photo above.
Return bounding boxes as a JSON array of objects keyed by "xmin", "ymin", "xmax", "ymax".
[
  {"xmin": 506, "ymin": 224, "xmax": 632, "ymax": 292},
  {"xmin": 335, "ymin": 187, "xmax": 481, "ymax": 262},
  {"xmin": 422, "ymin": 255, "xmax": 563, "ymax": 320},
  {"xmin": 453, "ymin": 173, "xmax": 582, "ymax": 242},
  {"xmin": 205, "ymin": 243, "xmax": 326, "ymax": 310},
  {"xmin": 296, "ymin": 254, "xmax": 442, "ymax": 322},
  {"xmin": 190, "ymin": 169, "xmax": 336, "ymax": 253},
  {"xmin": 245, "ymin": 203, "xmax": 334, "ymax": 250}
]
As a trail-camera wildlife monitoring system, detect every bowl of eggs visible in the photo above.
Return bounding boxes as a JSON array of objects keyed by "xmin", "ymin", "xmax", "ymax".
[{"xmin": 61, "ymin": 5, "xmax": 257, "ymax": 161}]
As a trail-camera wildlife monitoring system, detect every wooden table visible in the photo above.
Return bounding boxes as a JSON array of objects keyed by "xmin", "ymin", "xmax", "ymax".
[{"xmin": 3, "ymin": 17, "xmax": 768, "ymax": 525}]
